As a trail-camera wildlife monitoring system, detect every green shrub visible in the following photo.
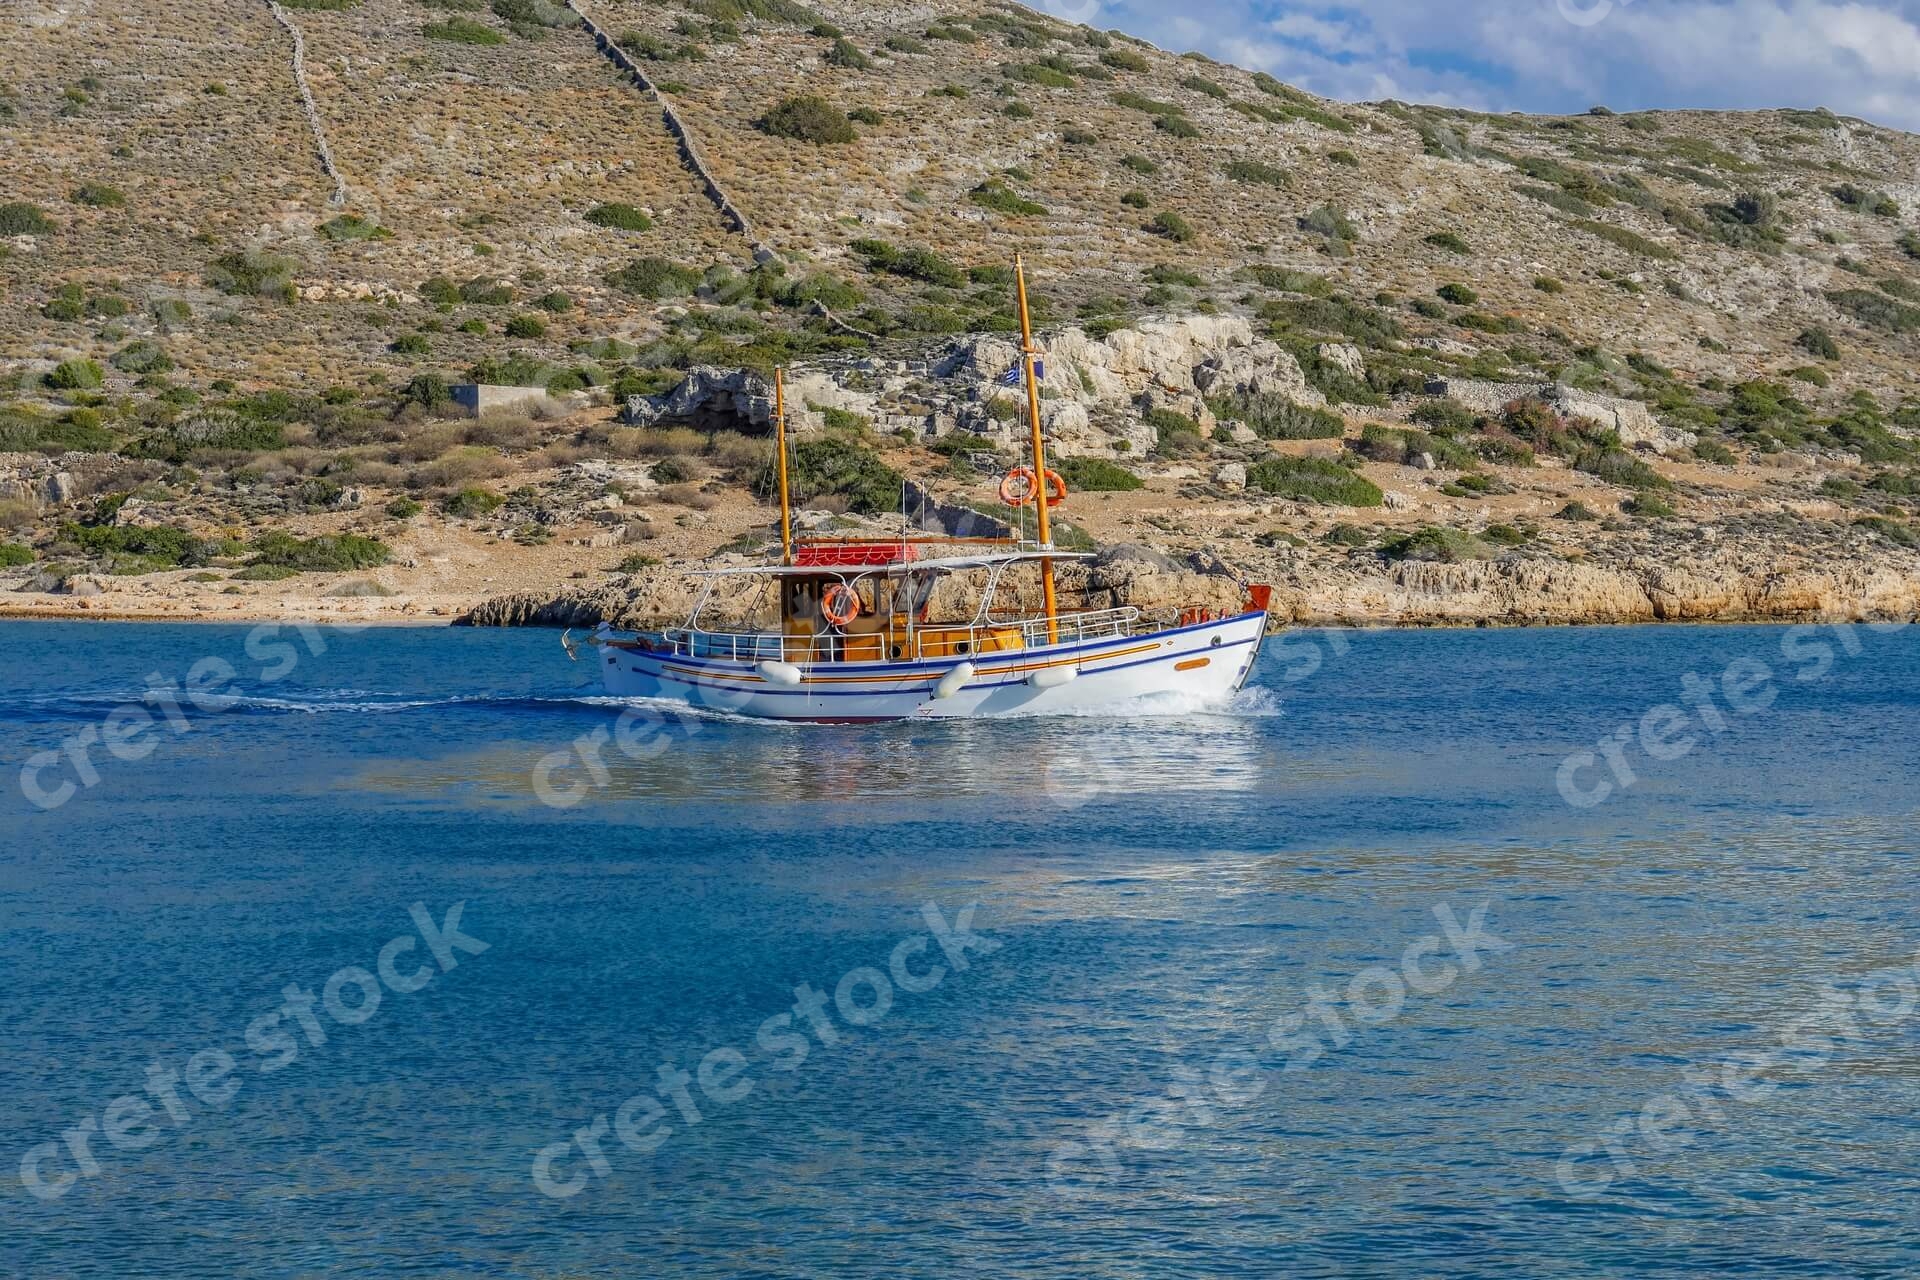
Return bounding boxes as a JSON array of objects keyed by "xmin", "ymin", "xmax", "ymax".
[
  {"xmin": 1702, "ymin": 193, "xmax": 1785, "ymax": 251},
  {"xmin": 1411, "ymin": 399, "xmax": 1476, "ymax": 431},
  {"xmin": 444, "ymin": 487, "xmax": 505, "ymax": 517},
  {"xmin": 823, "ymin": 37, "xmax": 870, "ymax": 69},
  {"xmin": 456, "ymin": 276, "xmax": 512, "ymax": 305},
  {"xmin": 1574, "ymin": 219, "xmax": 1677, "ymax": 260},
  {"xmin": 0, "ymin": 543, "xmax": 35, "ymax": 568},
  {"xmin": 969, "ymin": 181, "xmax": 1047, "ymax": 217},
  {"xmin": 1534, "ymin": 276, "xmax": 1565, "ymax": 294},
  {"xmin": 1005, "ymin": 62, "xmax": 1075, "ymax": 89},
  {"xmin": 1055, "ymin": 457, "xmax": 1142, "ymax": 491},
  {"xmin": 789, "ymin": 437, "xmax": 902, "ymax": 514},
  {"xmin": 1101, "ymin": 48, "xmax": 1148, "ymax": 72},
  {"xmin": 1829, "ymin": 288, "xmax": 1920, "ymax": 334},
  {"xmin": 1555, "ymin": 501, "xmax": 1598, "ymax": 521},
  {"xmin": 391, "ymin": 333, "xmax": 431, "ymax": 355},
  {"xmin": 206, "ymin": 249, "xmax": 298, "ymax": 300},
  {"xmin": 1425, "ymin": 230, "xmax": 1470, "ymax": 254},
  {"xmin": 1149, "ymin": 210, "xmax": 1194, "ymax": 242},
  {"xmin": 1246, "ymin": 455, "xmax": 1382, "ymax": 506},
  {"xmin": 319, "ymin": 214, "xmax": 386, "ymax": 242},
  {"xmin": 403, "ymin": 373, "xmax": 453, "ymax": 409},
  {"xmin": 248, "ymin": 532, "xmax": 391, "ymax": 573},
  {"xmin": 1379, "ymin": 526, "xmax": 1488, "ymax": 563},
  {"xmin": 505, "ymin": 313, "xmax": 547, "ymax": 339},
  {"xmin": 1855, "ymin": 516, "xmax": 1919, "ymax": 548},
  {"xmin": 423, "ymin": 16, "xmax": 506, "ymax": 44},
  {"xmin": 1299, "ymin": 204, "xmax": 1357, "ymax": 241},
  {"xmin": 1210, "ymin": 392, "xmax": 1343, "ymax": 440},
  {"xmin": 1120, "ymin": 190, "xmax": 1150, "ymax": 209},
  {"xmin": 606, "ymin": 257, "xmax": 702, "ymax": 297},
  {"xmin": 1830, "ymin": 184, "xmax": 1899, "ymax": 217},
  {"xmin": 585, "ymin": 203, "xmax": 652, "ymax": 232},
  {"xmin": 109, "ymin": 341, "xmax": 172, "ymax": 374},
  {"xmin": 1224, "ymin": 159, "xmax": 1289, "ymax": 189},
  {"xmin": 759, "ymin": 94, "xmax": 855, "ymax": 143},
  {"xmin": 232, "ymin": 564, "xmax": 301, "ymax": 582},
  {"xmin": 0, "ymin": 202, "xmax": 53, "ymax": 235},
  {"xmin": 47, "ymin": 359, "xmax": 104, "ymax": 391},
  {"xmin": 1155, "ymin": 115, "xmax": 1200, "ymax": 139},
  {"xmin": 1120, "ymin": 154, "xmax": 1158, "ymax": 174},
  {"xmin": 1180, "ymin": 73, "xmax": 1228, "ymax": 99},
  {"xmin": 72, "ymin": 183, "xmax": 126, "ymax": 209},
  {"xmin": 1325, "ymin": 523, "xmax": 1372, "ymax": 547},
  {"xmin": 386, "ymin": 497, "xmax": 423, "ymax": 519},
  {"xmin": 1624, "ymin": 492, "xmax": 1676, "ymax": 518},
  {"xmin": 1436, "ymin": 282, "xmax": 1478, "ymax": 306},
  {"xmin": 1693, "ymin": 439, "xmax": 1737, "ymax": 465},
  {"xmin": 62, "ymin": 521, "xmax": 216, "ymax": 574},
  {"xmin": 849, "ymin": 239, "xmax": 964, "ymax": 287},
  {"xmin": 1576, "ymin": 446, "xmax": 1669, "ymax": 490}
]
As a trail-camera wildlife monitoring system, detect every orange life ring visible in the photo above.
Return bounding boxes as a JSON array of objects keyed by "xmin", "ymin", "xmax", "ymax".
[
  {"xmin": 822, "ymin": 583, "xmax": 861, "ymax": 627},
  {"xmin": 999, "ymin": 467, "xmax": 1068, "ymax": 508}
]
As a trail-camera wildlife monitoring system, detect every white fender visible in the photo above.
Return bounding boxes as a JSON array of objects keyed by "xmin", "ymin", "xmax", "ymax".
[
  {"xmin": 756, "ymin": 660, "xmax": 803, "ymax": 688},
  {"xmin": 1028, "ymin": 666, "xmax": 1079, "ymax": 690},
  {"xmin": 934, "ymin": 661, "xmax": 976, "ymax": 700}
]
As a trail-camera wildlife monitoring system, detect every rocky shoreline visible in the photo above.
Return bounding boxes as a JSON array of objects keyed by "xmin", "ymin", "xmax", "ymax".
[{"xmin": 454, "ymin": 545, "xmax": 1920, "ymax": 633}]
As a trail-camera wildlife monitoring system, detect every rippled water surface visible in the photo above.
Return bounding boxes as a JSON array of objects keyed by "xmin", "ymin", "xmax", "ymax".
[{"xmin": 3, "ymin": 619, "xmax": 1917, "ymax": 1278}]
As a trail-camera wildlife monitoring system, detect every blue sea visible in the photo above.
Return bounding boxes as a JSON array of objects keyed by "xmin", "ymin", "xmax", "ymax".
[{"xmin": 2, "ymin": 618, "xmax": 1917, "ymax": 1278}]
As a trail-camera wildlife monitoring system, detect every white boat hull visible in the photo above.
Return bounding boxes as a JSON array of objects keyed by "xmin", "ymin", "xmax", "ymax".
[{"xmin": 592, "ymin": 610, "xmax": 1268, "ymax": 722}]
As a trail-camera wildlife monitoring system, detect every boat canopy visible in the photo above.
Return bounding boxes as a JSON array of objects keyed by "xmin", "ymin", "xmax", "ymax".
[{"xmin": 687, "ymin": 551, "xmax": 1093, "ymax": 579}]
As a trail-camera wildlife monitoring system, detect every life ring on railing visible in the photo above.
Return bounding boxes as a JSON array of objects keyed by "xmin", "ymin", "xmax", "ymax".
[
  {"xmin": 999, "ymin": 467, "xmax": 1068, "ymax": 508},
  {"xmin": 822, "ymin": 583, "xmax": 861, "ymax": 627}
]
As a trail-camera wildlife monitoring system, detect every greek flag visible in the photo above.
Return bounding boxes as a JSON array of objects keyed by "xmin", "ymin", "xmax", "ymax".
[{"xmin": 1000, "ymin": 359, "xmax": 1044, "ymax": 385}]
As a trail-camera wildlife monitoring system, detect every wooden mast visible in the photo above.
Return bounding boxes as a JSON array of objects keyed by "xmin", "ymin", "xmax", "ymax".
[
  {"xmin": 1014, "ymin": 255, "xmax": 1060, "ymax": 643},
  {"xmin": 774, "ymin": 366, "xmax": 793, "ymax": 566}
]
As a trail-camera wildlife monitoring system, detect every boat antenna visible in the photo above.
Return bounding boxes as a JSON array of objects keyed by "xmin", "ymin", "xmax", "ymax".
[
  {"xmin": 1014, "ymin": 254, "xmax": 1060, "ymax": 644},
  {"xmin": 774, "ymin": 366, "xmax": 794, "ymax": 566}
]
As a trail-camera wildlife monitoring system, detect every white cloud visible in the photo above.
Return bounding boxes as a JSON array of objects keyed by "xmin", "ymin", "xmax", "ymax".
[{"xmin": 1091, "ymin": 0, "xmax": 1920, "ymax": 130}]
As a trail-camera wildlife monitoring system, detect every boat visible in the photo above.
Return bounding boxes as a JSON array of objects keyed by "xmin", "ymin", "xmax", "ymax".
[{"xmin": 571, "ymin": 256, "xmax": 1272, "ymax": 722}]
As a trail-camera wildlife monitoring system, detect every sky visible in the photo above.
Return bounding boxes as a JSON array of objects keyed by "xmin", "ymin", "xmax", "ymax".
[{"xmin": 1025, "ymin": 0, "xmax": 1920, "ymax": 131}]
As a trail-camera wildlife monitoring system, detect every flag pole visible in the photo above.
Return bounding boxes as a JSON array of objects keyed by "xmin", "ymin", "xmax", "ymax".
[
  {"xmin": 1014, "ymin": 254, "xmax": 1059, "ymax": 644},
  {"xmin": 774, "ymin": 367, "xmax": 793, "ymax": 566}
]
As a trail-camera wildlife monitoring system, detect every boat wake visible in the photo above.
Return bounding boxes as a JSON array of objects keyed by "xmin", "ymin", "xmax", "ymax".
[{"xmin": 0, "ymin": 682, "xmax": 1282, "ymax": 727}]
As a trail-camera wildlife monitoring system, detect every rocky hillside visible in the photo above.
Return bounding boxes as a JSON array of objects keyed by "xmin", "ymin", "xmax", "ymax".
[{"xmin": 2, "ymin": 0, "xmax": 1919, "ymax": 624}]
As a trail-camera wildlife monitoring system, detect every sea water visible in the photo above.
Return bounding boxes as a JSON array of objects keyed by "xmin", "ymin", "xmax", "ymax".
[{"xmin": 2, "ymin": 619, "xmax": 1916, "ymax": 1277}]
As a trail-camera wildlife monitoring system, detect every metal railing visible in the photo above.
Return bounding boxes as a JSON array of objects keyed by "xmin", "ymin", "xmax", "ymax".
[{"xmin": 654, "ymin": 606, "xmax": 1144, "ymax": 666}]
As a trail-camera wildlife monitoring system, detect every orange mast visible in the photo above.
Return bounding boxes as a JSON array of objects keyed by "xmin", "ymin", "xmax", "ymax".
[
  {"xmin": 1014, "ymin": 255, "xmax": 1060, "ymax": 643},
  {"xmin": 774, "ymin": 366, "xmax": 793, "ymax": 566}
]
